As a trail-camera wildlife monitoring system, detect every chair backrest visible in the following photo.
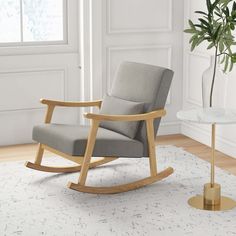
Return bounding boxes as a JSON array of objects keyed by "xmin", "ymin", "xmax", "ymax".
[{"xmin": 110, "ymin": 61, "xmax": 174, "ymax": 156}]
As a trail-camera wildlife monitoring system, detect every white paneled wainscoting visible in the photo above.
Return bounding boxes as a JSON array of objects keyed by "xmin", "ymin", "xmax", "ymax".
[{"xmin": 0, "ymin": 54, "xmax": 80, "ymax": 146}]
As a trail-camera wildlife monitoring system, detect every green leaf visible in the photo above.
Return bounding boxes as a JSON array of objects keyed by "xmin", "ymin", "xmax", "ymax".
[
  {"xmin": 213, "ymin": 24, "xmax": 222, "ymax": 40},
  {"xmin": 212, "ymin": 0, "xmax": 221, "ymax": 10},
  {"xmin": 194, "ymin": 24, "xmax": 209, "ymax": 30},
  {"xmin": 219, "ymin": 39, "xmax": 225, "ymax": 52},
  {"xmin": 189, "ymin": 20, "xmax": 195, "ymax": 29},
  {"xmin": 199, "ymin": 18, "xmax": 210, "ymax": 27},
  {"xmin": 221, "ymin": 55, "xmax": 226, "ymax": 63},
  {"xmin": 184, "ymin": 29, "xmax": 196, "ymax": 34},
  {"xmin": 229, "ymin": 58, "xmax": 234, "ymax": 72},
  {"xmin": 189, "ymin": 35, "xmax": 198, "ymax": 43},
  {"xmin": 224, "ymin": 55, "xmax": 229, "ymax": 72},
  {"xmin": 195, "ymin": 11, "xmax": 208, "ymax": 16},
  {"xmin": 191, "ymin": 37, "xmax": 201, "ymax": 51},
  {"xmin": 207, "ymin": 0, "xmax": 212, "ymax": 12},
  {"xmin": 233, "ymin": 2, "xmax": 236, "ymax": 11},
  {"xmin": 196, "ymin": 36, "xmax": 206, "ymax": 46},
  {"xmin": 226, "ymin": 6, "xmax": 230, "ymax": 16},
  {"xmin": 222, "ymin": 7, "xmax": 230, "ymax": 17},
  {"xmin": 207, "ymin": 42, "xmax": 215, "ymax": 49},
  {"xmin": 215, "ymin": 12, "xmax": 222, "ymax": 17},
  {"xmin": 230, "ymin": 23, "xmax": 235, "ymax": 30},
  {"xmin": 231, "ymin": 53, "xmax": 236, "ymax": 63}
]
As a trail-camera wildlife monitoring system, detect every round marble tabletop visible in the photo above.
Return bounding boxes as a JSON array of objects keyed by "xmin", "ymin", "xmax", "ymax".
[{"xmin": 177, "ymin": 108, "xmax": 236, "ymax": 125}]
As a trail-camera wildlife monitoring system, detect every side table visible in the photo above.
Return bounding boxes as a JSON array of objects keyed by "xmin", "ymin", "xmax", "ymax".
[{"xmin": 177, "ymin": 108, "xmax": 236, "ymax": 211}]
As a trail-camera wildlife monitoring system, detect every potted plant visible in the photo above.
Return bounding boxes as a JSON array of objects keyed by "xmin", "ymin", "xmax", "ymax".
[{"xmin": 184, "ymin": 0, "xmax": 236, "ymax": 108}]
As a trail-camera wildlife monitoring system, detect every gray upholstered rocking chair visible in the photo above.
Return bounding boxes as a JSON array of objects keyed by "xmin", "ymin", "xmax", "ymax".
[{"xmin": 25, "ymin": 61, "xmax": 174, "ymax": 194}]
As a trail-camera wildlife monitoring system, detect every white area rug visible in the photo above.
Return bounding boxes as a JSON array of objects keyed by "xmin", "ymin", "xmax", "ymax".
[{"xmin": 0, "ymin": 146, "xmax": 236, "ymax": 236}]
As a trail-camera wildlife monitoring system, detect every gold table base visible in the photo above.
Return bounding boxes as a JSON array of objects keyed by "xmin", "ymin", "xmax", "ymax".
[
  {"xmin": 188, "ymin": 195, "xmax": 236, "ymax": 211},
  {"xmin": 188, "ymin": 124, "xmax": 236, "ymax": 211}
]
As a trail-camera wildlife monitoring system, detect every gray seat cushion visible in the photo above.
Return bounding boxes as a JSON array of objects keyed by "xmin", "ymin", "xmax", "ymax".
[
  {"xmin": 99, "ymin": 95, "xmax": 144, "ymax": 139},
  {"xmin": 33, "ymin": 124, "xmax": 144, "ymax": 157}
]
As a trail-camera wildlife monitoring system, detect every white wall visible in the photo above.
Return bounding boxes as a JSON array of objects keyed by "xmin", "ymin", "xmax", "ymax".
[
  {"xmin": 80, "ymin": 0, "xmax": 184, "ymax": 135},
  {"xmin": 183, "ymin": 0, "xmax": 236, "ymax": 158}
]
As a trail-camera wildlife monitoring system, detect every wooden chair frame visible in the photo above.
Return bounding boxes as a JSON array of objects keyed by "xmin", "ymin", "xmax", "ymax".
[{"xmin": 25, "ymin": 99, "xmax": 174, "ymax": 194}]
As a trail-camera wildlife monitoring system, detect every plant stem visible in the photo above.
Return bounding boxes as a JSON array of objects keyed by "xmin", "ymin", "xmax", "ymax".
[
  {"xmin": 217, "ymin": 52, "xmax": 230, "ymax": 57},
  {"xmin": 209, "ymin": 46, "xmax": 218, "ymax": 107}
]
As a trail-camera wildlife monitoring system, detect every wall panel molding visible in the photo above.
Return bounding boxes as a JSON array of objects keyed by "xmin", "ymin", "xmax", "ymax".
[
  {"xmin": 107, "ymin": 0, "xmax": 173, "ymax": 34},
  {"xmin": 0, "ymin": 67, "xmax": 67, "ymax": 112}
]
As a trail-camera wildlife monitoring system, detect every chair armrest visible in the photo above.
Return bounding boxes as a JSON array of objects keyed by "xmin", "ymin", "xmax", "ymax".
[
  {"xmin": 40, "ymin": 99, "xmax": 102, "ymax": 108},
  {"xmin": 84, "ymin": 109, "xmax": 166, "ymax": 122},
  {"xmin": 41, "ymin": 99, "xmax": 102, "ymax": 124}
]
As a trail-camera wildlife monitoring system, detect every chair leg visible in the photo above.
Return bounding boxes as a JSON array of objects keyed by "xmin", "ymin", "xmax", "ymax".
[
  {"xmin": 35, "ymin": 144, "xmax": 44, "ymax": 165},
  {"xmin": 146, "ymin": 119, "xmax": 157, "ymax": 176},
  {"xmin": 78, "ymin": 120, "xmax": 100, "ymax": 185}
]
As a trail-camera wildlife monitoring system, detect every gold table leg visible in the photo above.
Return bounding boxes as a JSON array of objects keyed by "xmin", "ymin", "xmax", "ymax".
[{"xmin": 188, "ymin": 124, "xmax": 236, "ymax": 211}]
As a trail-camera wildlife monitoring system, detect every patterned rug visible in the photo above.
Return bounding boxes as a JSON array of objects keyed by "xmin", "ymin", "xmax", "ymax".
[{"xmin": 0, "ymin": 146, "xmax": 236, "ymax": 236}]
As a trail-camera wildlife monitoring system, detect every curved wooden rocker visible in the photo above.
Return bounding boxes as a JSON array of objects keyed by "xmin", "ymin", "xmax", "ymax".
[
  {"xmin": 68, "ymin": 167, "xmax": 174, "ymax": 194},
  {"xmin": 25, "ymin": 161, "xmax": 82, "ymax": 173},
  {"xmin": 25, "ymin": 157, "xmax": 117, "ymax": 173}
]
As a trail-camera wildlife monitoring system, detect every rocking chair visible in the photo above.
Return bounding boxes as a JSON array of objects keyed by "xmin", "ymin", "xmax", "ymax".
[{"xmin": 25, "ymin": 61, "xmax": 174, "ymax": 194}]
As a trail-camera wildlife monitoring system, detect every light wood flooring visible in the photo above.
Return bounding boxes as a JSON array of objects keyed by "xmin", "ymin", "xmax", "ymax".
[
  {"xmin": 156, "ymin": 134, "xmax": 236, "ymax": 175},
  {"xmin": 0, "ymin": 134, "xmax": 236, "ymax": 175}
]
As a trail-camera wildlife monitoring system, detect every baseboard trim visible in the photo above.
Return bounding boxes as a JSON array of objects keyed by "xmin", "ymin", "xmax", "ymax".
[
  {"xmin": 181, "ymin": 122, "xmax": 236, "ymax": 159},
  {"xmin": 158, "ymin": 121, "xmax": 181, "ymax": 136}
]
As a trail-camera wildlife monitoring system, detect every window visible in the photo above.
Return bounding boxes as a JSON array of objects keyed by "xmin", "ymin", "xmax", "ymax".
[{"xmin": 0, "ymin": 0, "xmax": 67, "ymax": 45}]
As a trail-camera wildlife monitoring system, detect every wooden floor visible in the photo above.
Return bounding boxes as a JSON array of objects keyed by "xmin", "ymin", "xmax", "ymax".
[
  {"xmin": 0, "ymin": 134, "xmax": 236, "ymax": 175},
  {"xmin": 156, "ymin": 134, "xmax": 236, "ymax": 175}
]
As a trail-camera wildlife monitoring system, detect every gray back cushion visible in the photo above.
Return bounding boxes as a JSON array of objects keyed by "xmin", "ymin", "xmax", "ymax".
[
  {"xmin": 99, "ymin": 95, "xmax": 144, "ymax": 139},
  {"xmin": 110, "ymin": 61, "xmax": 174, "ymax": 156}
]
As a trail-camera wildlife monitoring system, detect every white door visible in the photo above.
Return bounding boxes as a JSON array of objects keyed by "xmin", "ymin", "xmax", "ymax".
[
  {"xmin": 0, "ymin": 0, "xmax": 80, "ymax": 146},
  {"xmin": 80, "ymin": 0, "xmax": 184, "ymax": 135}
]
